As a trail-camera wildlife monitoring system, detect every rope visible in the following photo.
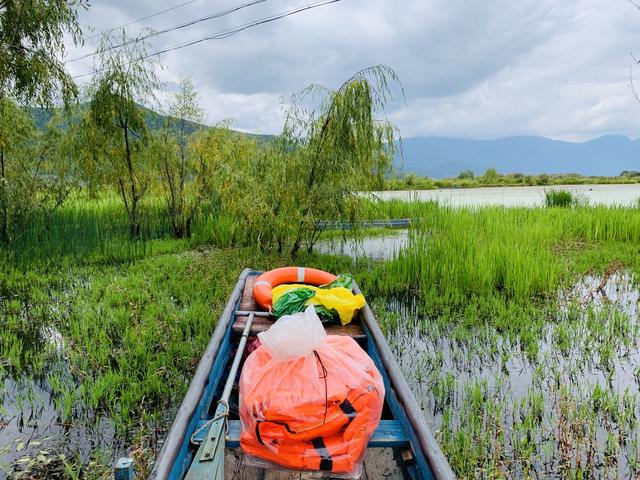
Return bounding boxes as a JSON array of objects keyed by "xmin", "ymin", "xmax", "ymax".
[
  {"xmin": 313, "ymin": 350, "xmax": 329, "ymax": 425},
  {"xmin": 189, "ymin": 400, "xmax": 230, "ymax": 445}
]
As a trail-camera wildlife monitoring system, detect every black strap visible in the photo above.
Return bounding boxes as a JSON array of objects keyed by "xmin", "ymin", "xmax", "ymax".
[
  {"xmin": 255, "ymin": 421, "xmax": 264, "ymax": 445},
  {"xmin": 257, "ymin": 398, "xmax": 358, "ymax": 445},
  {"xmin": 338, "ymin": 398, "xmax": 357, "ymax": 421},
  {"xmin": 311, "ymin": 437, "xmax": 333, "ymax": 471}
]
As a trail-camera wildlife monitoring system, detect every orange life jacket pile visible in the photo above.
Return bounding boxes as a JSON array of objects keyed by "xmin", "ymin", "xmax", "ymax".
[{"xmin": 239, "ymin": 335, "xmax": 385, "ymax": 477}]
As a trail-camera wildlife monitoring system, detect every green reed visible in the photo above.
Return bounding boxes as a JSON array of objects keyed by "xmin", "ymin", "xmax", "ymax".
[
  {"xmin": 370, "ymin": 205, "xmax": 640, "ymax": 308},
  {"xmin": 369, "ymin": 202, "xmax": 640, "ymax": 478}
]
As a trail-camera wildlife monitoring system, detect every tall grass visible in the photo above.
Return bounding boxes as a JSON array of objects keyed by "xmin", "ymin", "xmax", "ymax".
[
  {"xmin": 4, "ymin": 194, "xmax": 640, "ymax": 477},
  {"xmin": 376, "ymin": 205, "xmax": 640, "ymax": 302},
  {"xmin": 361, "ymin": 205, "xmax": 640, "ymax": 350},
  {"xmin": 4, "ymin": 191, "xmax": 247, "ymax": 265},
  {"xmin": 367, "ymin": 203, "xmax": 640, "ymax": 478}
]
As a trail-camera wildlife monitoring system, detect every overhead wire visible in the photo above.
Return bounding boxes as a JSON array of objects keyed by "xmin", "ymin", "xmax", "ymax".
[
  {"xmin": 71, "ymin": 0, "xmax": 342, "ymax": 80},
  {"xmin": 69, "ymin": 0, "xmax": 268, "ymax": 63},
  {"xmin": 84, "ymin": 0, "xmax": 201, "ymax": 41}
]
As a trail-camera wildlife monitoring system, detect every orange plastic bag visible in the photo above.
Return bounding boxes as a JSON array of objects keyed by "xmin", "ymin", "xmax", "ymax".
[{"xmin": 239, "ymin": 306, "xmax": 384, "ymax": 478}]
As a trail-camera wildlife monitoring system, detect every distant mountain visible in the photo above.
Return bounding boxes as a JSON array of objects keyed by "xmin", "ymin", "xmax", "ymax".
[
  {"xmin": 30, "ymin": 106, "xmax": 638, "ymax": 177},
  {"xmin": 27, "ymin": 105, "xmax": 274, "ymax": 143},
  {"xmin": 397, "ymin": 135, "xmax": 640, "ymax": 178},
  {"xmin": 28, "ymin": 104, "xmax": 210, "ymax": 134}
]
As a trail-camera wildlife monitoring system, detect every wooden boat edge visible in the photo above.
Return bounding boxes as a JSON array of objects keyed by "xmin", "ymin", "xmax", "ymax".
[
  {"xmin": 354, "ymin": 281, "xmax": 455, "ymax": 480},
  {"xmin": 150, "ymin": 268, "xmax": 251, "ymax": 480}
]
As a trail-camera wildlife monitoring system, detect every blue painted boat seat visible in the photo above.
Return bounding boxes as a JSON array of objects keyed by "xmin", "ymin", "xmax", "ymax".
[{"xmin": 192, "ymin": 419, "xmax": 410, "ymax": 448}]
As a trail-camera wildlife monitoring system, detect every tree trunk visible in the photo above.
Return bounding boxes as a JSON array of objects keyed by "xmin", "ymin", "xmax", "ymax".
[
  {"xmin": 178, "ymin": 120, "xmax": 187, "ymax": 239},
  {"xmin": 290, "ymin": 232, "xmax": 302, "ymax": 259},
  {"xmin": 130, "ymin": 198, "xmax": 140, "ymax": 239},
  {"xmin": 0, "ymin": 145, "xmax": 7, "ymax": 244},
  {"xmin": 306, "ymin": 227, "xmax": 322, "ymax": 254},
  {"xmin": 123, "ymin": 122, "xmax": 140, "ymax": 240}
]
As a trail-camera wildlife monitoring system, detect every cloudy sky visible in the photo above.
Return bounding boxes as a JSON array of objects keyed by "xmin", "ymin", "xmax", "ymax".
[{"xmin": 65, "ymin": 0, "xmax": 640, "ymax": 141}]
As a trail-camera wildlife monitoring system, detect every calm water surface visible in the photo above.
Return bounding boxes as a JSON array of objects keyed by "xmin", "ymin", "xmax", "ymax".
[
  {"xmin": 373, "ymin": 183, "xmax": 640, "ymax": 207},
  {"xmin": 316, "ymin": 230, "xmax": 409, "ymax": 260}
]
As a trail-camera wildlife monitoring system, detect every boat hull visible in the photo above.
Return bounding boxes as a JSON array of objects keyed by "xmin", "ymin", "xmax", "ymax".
[{"xmin": 149, "ymin": 269, "xmax": 454, "ymax": 480}]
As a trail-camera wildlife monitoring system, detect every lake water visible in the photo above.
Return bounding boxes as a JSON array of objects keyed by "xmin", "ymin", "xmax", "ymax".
[
  {"xmin": 316, "ymin": 230, "xmax": 409, "ymax": 260},
  {"xmin": 373, "ymin": 184, "xmax": 640, "ymax": 207},
  {"xmin": 385, "ymin": 270, "xmax": 640, "ymax": 477}
]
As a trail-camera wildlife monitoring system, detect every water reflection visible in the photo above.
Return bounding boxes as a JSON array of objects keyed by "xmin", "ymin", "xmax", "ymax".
[
  {"xmin": 316, "ymin": 230, "xmax": 409, "ymax": 260},
  {"xmin": 382, "ymin": 272, "xmax": 640, "ymax": 477}
]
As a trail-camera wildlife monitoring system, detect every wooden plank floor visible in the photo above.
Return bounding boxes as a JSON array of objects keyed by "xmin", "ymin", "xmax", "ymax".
[{"xmin": 224, "ymin": 448, "xmax": 405, "ymax": 479}]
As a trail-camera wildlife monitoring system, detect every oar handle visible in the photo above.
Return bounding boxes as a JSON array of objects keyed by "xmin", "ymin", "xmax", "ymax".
[
  {"xmin": 221, "ymin": 311, "xmax": 255, "ymax": 403},
  {"xmin": 185, "ymin": 311, "xmax": 261, "ymax": 478}
]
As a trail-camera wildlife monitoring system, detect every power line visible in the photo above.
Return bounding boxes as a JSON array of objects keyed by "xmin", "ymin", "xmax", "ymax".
[
  {"xmin": 72, "ymin": 0, "xmax": 342, "ymax": 80},
  {"xmin": 84, "ymin": 0, "xmax": 201, "ymax": 40},
  {"xmin": 69, "ymin": 0, "xmax": 267, "ymax": 63}
]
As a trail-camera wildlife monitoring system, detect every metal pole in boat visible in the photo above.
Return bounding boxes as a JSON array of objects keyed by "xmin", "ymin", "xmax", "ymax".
[{"xmin": 185, "ymin": 312, "xmax": 256, "ymax": 480}]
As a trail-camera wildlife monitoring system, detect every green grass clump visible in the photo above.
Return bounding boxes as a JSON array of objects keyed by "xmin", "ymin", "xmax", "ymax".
[
  {"xmin": 373, "ymin": 205, "xmax": 640, "ymax": 306},
  {"xmin": 545, "ymin": 188, "xmax": 574, "ymax": 207},
  {"xmin": 544, "ymin": 189, "xmax": 585, "ymax": 207},
  {"xmin": 3, "ymin": 190, "xmax": 251, "ymax": 266}
]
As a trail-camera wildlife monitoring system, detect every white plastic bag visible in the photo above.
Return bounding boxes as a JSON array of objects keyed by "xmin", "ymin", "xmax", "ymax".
[{"xmin": 257, "ymin": 305, "xmax": 326, "ymax": 363}]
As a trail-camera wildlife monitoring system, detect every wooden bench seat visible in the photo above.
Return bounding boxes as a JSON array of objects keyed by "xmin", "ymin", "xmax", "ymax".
[{"xmin": 192, "ymin": 419, "xmax": 410, "ymax": 448}]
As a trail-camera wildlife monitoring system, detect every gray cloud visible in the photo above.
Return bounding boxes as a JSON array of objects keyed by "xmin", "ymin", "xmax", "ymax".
[{"xmin": 67, "ymin": 0, "xmax": 640, "ymax": 139}]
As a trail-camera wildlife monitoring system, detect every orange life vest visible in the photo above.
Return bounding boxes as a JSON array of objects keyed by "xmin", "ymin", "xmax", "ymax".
[{"xmin": 239, "ymin": 335, "xmax": 384, "ymax": 475}]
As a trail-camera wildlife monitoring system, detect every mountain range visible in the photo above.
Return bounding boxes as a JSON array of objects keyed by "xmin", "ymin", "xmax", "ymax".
[
  {"xmin": 397, "ymin": 135, "xmax": 640, "ymax": 178},
  {"xmin": 28, "ymin": 105, "xmax": 273, "ymax": 143},
  {"xmin": 28, "ymin": 108, "xmax": 640, "ymax": 178}
]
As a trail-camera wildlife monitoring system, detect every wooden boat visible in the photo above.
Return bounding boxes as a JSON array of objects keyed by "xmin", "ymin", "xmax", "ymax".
[{"xmin": 146, "ymin": 269, "xmax": 455, "ymax": 480}]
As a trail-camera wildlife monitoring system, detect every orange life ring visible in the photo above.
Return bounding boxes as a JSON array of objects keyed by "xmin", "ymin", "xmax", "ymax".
[{"xmin": 253, "ymin": 267, "xmax": 337, "ymax": 311}]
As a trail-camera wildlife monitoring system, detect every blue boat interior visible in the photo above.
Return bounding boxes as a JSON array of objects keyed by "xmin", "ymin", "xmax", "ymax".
[{"xmin": 169, "ymin": 271, "xmax": 434, "ymax": 480}]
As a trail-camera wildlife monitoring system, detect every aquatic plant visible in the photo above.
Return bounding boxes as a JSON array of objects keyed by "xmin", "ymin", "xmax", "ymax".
[
  {"xmin": 544, "ymin": 189, "xmax": 586, "ymax": 208},
  {"xmin": 372, "ymin": 203, "xmax": 640, "ymax": 478}
]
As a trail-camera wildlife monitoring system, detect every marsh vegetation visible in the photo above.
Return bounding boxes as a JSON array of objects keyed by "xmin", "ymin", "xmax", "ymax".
[
  {"xmin": 363, "ymin": 203, "xmax": 640, "ymax": 478},
  {"xmin": 2, "ymin": 3, "xmax": 640, "ymax": 479},
  {"xmin": 4, "ymin": 198, "xmax": 640, "ymax": 479}
]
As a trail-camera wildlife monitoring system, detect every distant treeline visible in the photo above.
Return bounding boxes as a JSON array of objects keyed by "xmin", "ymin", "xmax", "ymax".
[{"xmin": 386, "ymin": 168, "xmax": 640, "ymax": 190}]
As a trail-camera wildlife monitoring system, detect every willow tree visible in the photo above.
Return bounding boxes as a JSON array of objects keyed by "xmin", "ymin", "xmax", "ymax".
[
  {"xmin": 38, "ymin": 109, "xmax": 82, "ymax": 207},
  {"xmin": 188, "ymin": 124, "xmax": 258, "ymax": 240},
  {"xmin": 272, "ymin": 66, "xmax": 401, "ymax": 258},
  {"xmin": 0, "ymin": 98, "xmax": 36, "ymax": 243},
  {"xmin": 157, "ymin": 77, "xmax": 206, "ymax": 238},
  {"xmin": 0, "ymin": 0, "xmax": 85, "ymax": 243},
  {"xmin": 87, "ymin": 32, "xmax": 159, "ymax": 239},
  {"xmin": 0, "ymin": 0, "xmax": 85, "ymax": 106}
]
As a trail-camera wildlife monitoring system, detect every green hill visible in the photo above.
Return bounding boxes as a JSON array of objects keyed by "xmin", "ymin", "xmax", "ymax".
[{"xmin": 27, "ymin": 104, "xmax": 274, "ymax": 143}]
